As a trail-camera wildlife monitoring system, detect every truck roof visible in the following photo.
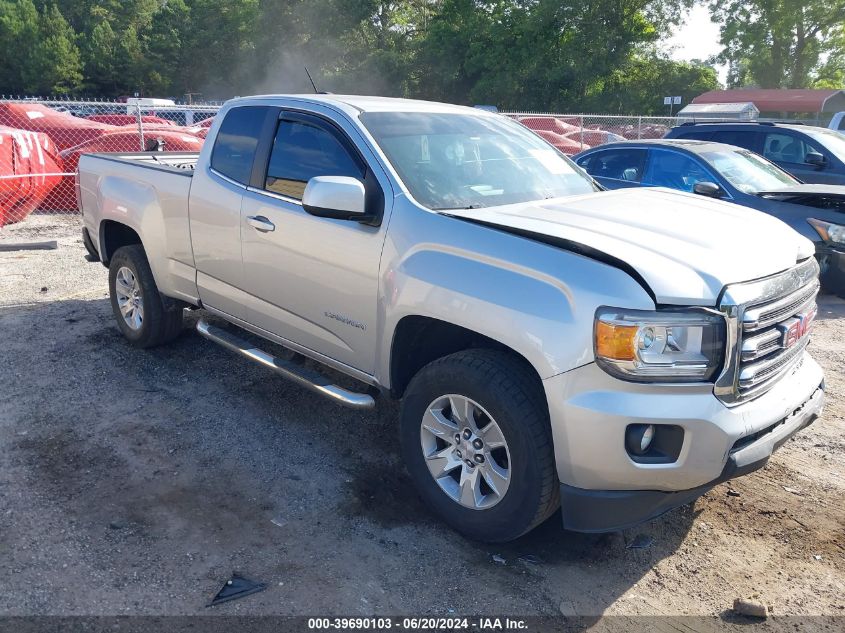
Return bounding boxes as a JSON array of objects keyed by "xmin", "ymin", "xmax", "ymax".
[{"xmin": 228, "ymin": 94, "xmax": 484, "ymax": 116}]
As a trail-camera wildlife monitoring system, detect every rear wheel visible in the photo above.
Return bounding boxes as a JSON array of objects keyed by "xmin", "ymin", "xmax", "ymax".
[
  {"xmin": 400, "ymin": 349, "xmax": 559, "ymax": 542},
  {"xmin": 108, "ymin": 245, "xmax": 183, "ymax": 348}
]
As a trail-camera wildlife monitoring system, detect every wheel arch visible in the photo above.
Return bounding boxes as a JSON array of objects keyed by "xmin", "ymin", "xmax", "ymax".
[
  {"xmin": 99, "ymin": 219, "xmax": 143, "ymax": 266},
  {"xmin": 388, "ymin": 315, "xmax": 543, "ymax": 399}
]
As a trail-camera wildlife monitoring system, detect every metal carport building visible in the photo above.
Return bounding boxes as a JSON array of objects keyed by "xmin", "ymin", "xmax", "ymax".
[{"xmin": 691, "ymin": 89, "xmax": 845, "ymax": 123}]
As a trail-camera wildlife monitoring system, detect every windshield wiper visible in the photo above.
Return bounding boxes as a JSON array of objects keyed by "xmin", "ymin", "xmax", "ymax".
[{"xmin": 435, "ymin": 203, "xmax": 485, "ymax": 210}]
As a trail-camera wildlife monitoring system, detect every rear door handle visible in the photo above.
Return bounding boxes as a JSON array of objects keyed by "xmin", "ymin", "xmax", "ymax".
[{"xmin": 247, "ymin": 215, "xmax": 275, "ymax": 232}]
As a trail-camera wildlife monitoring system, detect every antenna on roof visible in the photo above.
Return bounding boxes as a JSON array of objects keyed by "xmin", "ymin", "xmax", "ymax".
[{"xmin": 304, "ymin": 66, "xmax": 318, "ymax": 94}]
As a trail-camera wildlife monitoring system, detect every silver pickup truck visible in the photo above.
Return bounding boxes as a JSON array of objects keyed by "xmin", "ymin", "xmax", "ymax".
[{"xmin": 77, "ymin": 95, "xmax": 825, "ymax": 542}]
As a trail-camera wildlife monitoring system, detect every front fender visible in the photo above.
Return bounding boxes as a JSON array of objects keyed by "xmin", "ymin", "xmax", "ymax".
[{"xmin": 375, "ymin": 207, "xmax": 656, "ymax": 385}]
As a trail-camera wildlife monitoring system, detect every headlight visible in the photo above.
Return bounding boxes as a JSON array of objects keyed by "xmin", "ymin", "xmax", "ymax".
[
  {"xmin": 808, "ymin": 218, "xmax": 845, "ymax": 245},
  {"xmin": 594, "ymin": 308, "xmax": 725, "ymax": 382}
]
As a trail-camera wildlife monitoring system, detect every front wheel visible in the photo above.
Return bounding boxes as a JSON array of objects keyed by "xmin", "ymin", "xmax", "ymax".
[
  {"xmin": 108, "ymin": 244, "xmax": 183, "ymax": 348},
  {"xmin": 400, "ymin": 349, "xmax": 559, "ymax": 542}
]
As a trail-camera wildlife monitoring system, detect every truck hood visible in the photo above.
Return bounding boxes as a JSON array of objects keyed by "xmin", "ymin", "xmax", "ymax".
[{"xmin": 447, "ymin": 188, "xmax": 815, "ymax": 305}]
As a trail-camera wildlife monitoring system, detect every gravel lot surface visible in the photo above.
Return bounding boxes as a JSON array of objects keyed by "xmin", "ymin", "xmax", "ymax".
[{"xmin": 1, "ymin": 216, "xmax": 843, "ymax": 619}]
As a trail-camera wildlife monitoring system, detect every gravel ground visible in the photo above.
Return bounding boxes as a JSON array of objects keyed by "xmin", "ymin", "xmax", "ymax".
[{"xmin": 0, "ymin": 216, "xmax": 843, "ymax": 619}]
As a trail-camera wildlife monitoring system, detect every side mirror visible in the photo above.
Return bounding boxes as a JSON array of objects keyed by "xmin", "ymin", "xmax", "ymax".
[
  {"xmin": 622, "ymin": 167, "xmax": 638, "ymax": 181},
  {"xmin": 693, "ymin": 181, "xmax": 723, "ymax": 198},
  {"xmin": 302, "ymin": 176, "xmax": 369, "ymax": 222},
  {"xmin": 805, "ymin": 151, "xmax": 826, "ymax": 167}
]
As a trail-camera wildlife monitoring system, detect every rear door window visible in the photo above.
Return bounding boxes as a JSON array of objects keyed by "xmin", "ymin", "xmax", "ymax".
[
  {"xmin": 577, "ymin": 148, "xmax": 647, "ymax": 183},
  {"xmin": 210, "ymin": 106, "xmax": 270, "ymax": 185},
  {"xmin": 708, "ymin": 130, "xmax": 761, "ymax": 151},
  {"xmin": 674, "ymin": 130, "xmax": 713, "ymax": 141}
]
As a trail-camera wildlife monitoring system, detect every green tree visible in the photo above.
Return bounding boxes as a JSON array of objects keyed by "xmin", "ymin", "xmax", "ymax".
[
  {"xmin": 20, "ymin": 3, "xmax": 83, "ymax": 94},
  {"xmin": 143, "ymin": 0, "xmax": 192, "ymax": 96},
  {"xmin": 710, "ymin": 0, "xmax": 845, "ymax": 88},
  {"xmin": 0, "ymin": 0, "xmax": 40, "ymax": 95},
  {"xmin": 416, "ymin": 0, "xmax": 521, "ymax": 105},
  {"xmin": 82, "ymin": 21, "xmax": 118, "ymax": 92},
  {"xmin": 42, "ymin": 0, "xmax": 159, "ymax": 36},
  {"xmin": 46, "ymin": 0, "xmax": 159, "ymax": 94},
  {"xmin": 0, "ymin": 0, "xmax": 730, "ymax": 108},
  {"xmin": 813, "ymin": 25, "xmax": 845, "ymax": 88},
  {"xmin": 279, "ymin": 0, "xmax": 433, "ymax": 96},
  {"xmin": 417, "ymin": 0, "xmax": 693, "ymax": 110},
  {"xmin": 589, "ymin": 55, "xmax": 720, "ymax": 114},
  {"xmin": 175, "ymin": 0, "xmax": 260, "ymax": 96}
]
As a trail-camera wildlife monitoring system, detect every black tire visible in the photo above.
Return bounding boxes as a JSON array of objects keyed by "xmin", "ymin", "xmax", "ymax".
[
  {"xmin": 108, "ymin": 244, "xmax": 183, "ymax": 348},
  {"xmin": 400, "ymin": 349, "xmax": 559, "ymax": 542}
]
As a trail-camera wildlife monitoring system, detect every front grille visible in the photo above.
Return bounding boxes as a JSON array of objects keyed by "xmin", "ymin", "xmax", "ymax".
[
  {"xmin": 742, "ymin": 281, "xmax": 818, "ymax": 331},
  {"xmin": 738, "ymin": 336, "xmax": 809, "ymax": 391},
  {"xmin": 716, "ymin": 258, "xmax": 819, "ymax": 405}
]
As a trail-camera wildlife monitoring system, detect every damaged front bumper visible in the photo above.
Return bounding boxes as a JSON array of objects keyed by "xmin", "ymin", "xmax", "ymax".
[
  {"xmin": 543, "ymin": 348, "xmax": 825, "ymax": 533},
  {"xmin": 558, "ymin": 385, "xmax": 824, "ymax": 532}
]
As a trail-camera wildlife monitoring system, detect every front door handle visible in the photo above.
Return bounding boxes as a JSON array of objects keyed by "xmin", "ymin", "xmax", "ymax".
[{"xmin": 247, "ymin": 215, "xmax": 275, "ymax": 232}]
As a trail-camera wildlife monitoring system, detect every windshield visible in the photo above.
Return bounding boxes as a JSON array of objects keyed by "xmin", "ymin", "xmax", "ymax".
[
  {"xmin": 805, "ymin": 128, "xmax": 845, "ymax": 160},
  {"xmin": 699, "ymin": 149, "xmax": 798, "ymax": 194},
  {"xmin": 359, "ymin": 111, "xmax": 597, "ymax": 210}
]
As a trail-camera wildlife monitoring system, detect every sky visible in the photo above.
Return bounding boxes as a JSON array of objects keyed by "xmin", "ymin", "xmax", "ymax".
[{"xmin": 664, "ymin": 5, "xmax": 729, "ymax": 85}]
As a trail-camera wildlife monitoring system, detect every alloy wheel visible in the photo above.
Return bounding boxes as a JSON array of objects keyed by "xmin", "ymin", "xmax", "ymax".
[
  {"xmin": 114, "ymin": 266, "xmax": 144, "ymax": 330},
  {"xmin": 420, "ymin": 394, "xmax": 511, "ymax": 510}
]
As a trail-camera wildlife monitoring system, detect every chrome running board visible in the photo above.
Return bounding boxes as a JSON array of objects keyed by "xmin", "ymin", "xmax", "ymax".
[{"xmin": 196, "ymin": 318, "xmax": 375, "ymax": 410}]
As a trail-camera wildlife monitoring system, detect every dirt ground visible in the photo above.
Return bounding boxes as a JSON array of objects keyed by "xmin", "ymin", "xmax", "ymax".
[{"xmin": 0, "ymin": 216, "xmax": 843, "ymax": 620}]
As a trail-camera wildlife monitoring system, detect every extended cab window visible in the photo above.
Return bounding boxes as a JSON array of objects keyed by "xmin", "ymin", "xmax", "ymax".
[
  {"xmin": 264, "ymin": 119, "xmax": 364, "ymax": 200},
  {"xmin": 579, "ymin": 149, "xmax": 646, "ymax": 182},
  {"xmin": 210, "ymin": 106, "xmax": 269, "ymax": 184}
]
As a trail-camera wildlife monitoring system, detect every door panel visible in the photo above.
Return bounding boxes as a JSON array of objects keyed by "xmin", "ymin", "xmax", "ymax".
[
  {"xmin": 189, "ymin": 105, "xmax": 276, "ymax": 318},
  {"xmin": 240, "ymin": 189, "xmax": 385, "ymax": 372},
  {"xmin": 239, "ymin": 112, "xmax": 390, "ymax": 373},
  {"xmin": 189, "ymin": 171, "xmax": 248, "ymax": 318},
  {"xmin": 594, "ymin": 176, "xmax": 641, "ymax": 190}
]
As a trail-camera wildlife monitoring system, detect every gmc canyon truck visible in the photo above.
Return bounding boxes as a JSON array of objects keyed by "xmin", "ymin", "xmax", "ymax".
[{"xmin": 77, "ymin": 95, "xmax": 825, "ymax": 542}]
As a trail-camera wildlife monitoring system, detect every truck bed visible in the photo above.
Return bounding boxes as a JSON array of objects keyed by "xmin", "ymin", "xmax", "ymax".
[{"xmin": 77, "ymin": 151, "xmax": 200, "ymax": 304}]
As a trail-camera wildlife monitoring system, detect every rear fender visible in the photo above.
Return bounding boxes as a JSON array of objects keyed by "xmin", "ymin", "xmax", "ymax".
[{"xmin": 78, "ymin": 154, "xmax": 198, "ymax": 304}]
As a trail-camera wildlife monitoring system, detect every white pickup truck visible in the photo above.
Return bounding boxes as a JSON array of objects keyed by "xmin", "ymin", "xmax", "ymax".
[{"xmin": 77, "ymin": 94, "xmax": 825, "ymax": 541}]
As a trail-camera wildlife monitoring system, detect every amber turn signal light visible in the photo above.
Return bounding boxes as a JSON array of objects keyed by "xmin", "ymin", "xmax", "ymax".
[{"xmin": 595, "ymin": 320, "xmax": 638, "ymax": 361}]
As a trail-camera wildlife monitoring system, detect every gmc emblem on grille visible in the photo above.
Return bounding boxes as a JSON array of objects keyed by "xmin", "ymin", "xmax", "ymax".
[{"xmin": 779, "ymin": 307, "xmax": 817, "ymax": 349}]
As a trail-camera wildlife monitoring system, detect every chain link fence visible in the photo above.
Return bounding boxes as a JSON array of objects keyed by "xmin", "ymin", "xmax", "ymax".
[
  {"xmin": 0, "ymin": 98, "xmax": 219, "ymax": 228},
  {"xmin": 503, "ymin": 112, "xmax": 677, "ymax": 155},
  {"xmin": 0, "ymin": 97, "xmax": 687, "ymax": 232}
]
